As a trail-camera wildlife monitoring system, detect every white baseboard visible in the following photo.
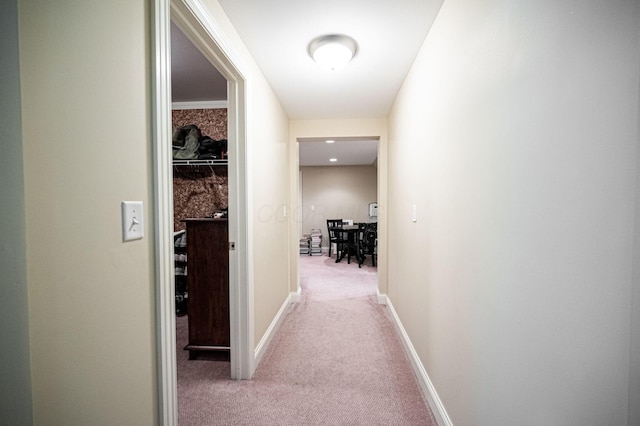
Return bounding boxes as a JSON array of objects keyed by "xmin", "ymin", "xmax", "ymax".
[
  {"xmin": 385, "ymin": 297, "xmax": 453, "ymax": 426},
  {"xmin": 253, "ymin": 292, "xmax": 295, "ymax": 367},
  {"xmin": 290, "ymin": 287, "xmax": 302, "ymax": 303},
  {"xmin": 377, "ymin": 290, "xmax": 387, "ymax": 305}
]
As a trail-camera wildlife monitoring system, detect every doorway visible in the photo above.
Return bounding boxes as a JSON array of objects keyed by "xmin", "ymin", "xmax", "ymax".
[
  {"xmin": 170, "ymin": 19, "xmax": 230, "ymax": 366},
  {"xmin": 297, "ymin": 137, "xmax": 380, "ymax": 272},
  {"xmin": 152, "ymin": 0, "xmax": 252, "ymax": 423}
]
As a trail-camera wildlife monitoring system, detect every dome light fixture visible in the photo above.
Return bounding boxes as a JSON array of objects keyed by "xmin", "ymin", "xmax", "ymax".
[{"xmin": 308, "ymin": 34, "xmax": 358, "ymax": 71}]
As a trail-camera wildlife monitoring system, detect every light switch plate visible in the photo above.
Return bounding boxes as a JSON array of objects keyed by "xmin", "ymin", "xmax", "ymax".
[
  {"xmin": 122, "ymin": 201, "xmax": 144, "ymax": 241},
  {"xmin": 412, "ymin": 204, "xmax": 417, "ymax": 223}
]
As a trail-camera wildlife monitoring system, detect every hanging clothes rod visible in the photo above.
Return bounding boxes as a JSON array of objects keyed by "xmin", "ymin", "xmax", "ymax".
[{"xmin": 173, "ymin": 159, "xmax": 228, "ymax": 166}]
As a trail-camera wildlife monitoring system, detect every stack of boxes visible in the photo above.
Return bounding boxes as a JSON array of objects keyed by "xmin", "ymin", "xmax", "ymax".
[
  {"xmin": 299, "ymin": 229, "xmax": 323, "ymax": 256},
  {"xmin": 309, "ymin": 229, "xmax": 322, "ymax": 256},
  {"xmin": 299, "ymin": 235, "xmax": 310, "ymax": 255}
]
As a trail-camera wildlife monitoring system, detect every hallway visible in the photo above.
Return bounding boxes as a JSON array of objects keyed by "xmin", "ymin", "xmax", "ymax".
[
  {"xmin": 177, "ymin": 255, "xmax": 435, "ymax": 425},
  {"xmin": 7, "ymin": 1, "xmax": 640, "ymax": 424}
]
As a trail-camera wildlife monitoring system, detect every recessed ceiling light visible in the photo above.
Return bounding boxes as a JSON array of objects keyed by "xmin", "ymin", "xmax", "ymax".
[
  {"xmin": 325, "ymin": 140, "xmax": 335, "ymax": 144},
  {"xmin": 329, "ymin": 158, "xmax": 338, "ymax": 162},
  {"xmin": 308, "ymin": 34, "xmax": 358, "ymax": 71}
]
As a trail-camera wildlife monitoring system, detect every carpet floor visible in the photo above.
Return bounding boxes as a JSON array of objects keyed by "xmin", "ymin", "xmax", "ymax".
[{"xmin": 177, "ymin": 254, "xmax": 436, "ymax": 425}]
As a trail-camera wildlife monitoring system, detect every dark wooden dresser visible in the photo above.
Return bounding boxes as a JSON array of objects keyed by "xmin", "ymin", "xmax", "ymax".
[{"xmin": 182, "ymin": 218, "xmax": 229, "ymax": 359}]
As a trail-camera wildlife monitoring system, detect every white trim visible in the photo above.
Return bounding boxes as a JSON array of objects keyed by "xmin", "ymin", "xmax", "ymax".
[
  {"xmin": 253, "ymin": 293, "xmax": 295, "ymax": 366},
  {"xmin": 228, "ymin": 78, "xmax": 253, "ymax": 379},
  {"xmin": 172, "ymin": 100, "xmax": 228, "ymax": 110},
  {"xmin": 180, "ymin": 0, "xmax": 249, "ymax": 73},
  {"xmin": 290, "ymin": 287, "xmax": 302, "ymax": 303},
  {"xmin": 296, "ymin": 166, "xmax": 303, "ymax": 296},
  {"xmin": 151, "ymin": 0, "xmax": 177, "ymax": 424},
  {"xmin": 385, "ymin": 297, "xmax": 453, "ymax": 426},
  {"xmin": 376, "ymin": 290, "xmax": 387, "ymax": 305}
]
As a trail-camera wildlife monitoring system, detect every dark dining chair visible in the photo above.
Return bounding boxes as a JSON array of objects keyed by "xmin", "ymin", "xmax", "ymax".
[
  {"xmin": 355, "ymin": 222, "xmax": 368, "ymax": 267},
  {"xmin": 364, "ymin": 223, "xmax": 377, "ymax": 267},
  {"xmin": 326, "ymin": 219, "xmax": 346, "ymax": 259}
]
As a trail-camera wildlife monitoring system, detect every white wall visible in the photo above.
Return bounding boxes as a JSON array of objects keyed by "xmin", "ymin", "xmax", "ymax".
[
  {"xmin": 0, "ymin": 1, "xmax": 32, "ymax": 423},
  {"xmin": 248, "ymin": 70, "xmax": 291, "ymax": 348},
  {"xmin": 300, "ymin": 165, "xmax": 377, "ymax": 247},
  {"xmin": 20, "ymin": 1, "xmax": 157, "ymax": 423},
  {"xmin": 387, "ymin": 0, "xmax": 640, "ymax": 424}
]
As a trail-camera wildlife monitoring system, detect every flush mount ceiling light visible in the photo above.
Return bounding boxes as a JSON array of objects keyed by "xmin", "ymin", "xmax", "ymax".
[{"xmin": 308, "ymin": 34, "xmax": 358, "ymax": 71}]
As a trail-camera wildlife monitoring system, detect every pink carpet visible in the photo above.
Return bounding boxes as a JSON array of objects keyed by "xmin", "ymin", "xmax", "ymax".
[{"xmin": 177, "ymin": 254, "xmax": 436, "ymax": 425}]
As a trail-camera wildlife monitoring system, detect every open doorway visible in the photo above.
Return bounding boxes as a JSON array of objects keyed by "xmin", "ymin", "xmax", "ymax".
[
  {"xmin": 171, "ymin": 17, "xmax": 230, "ymax": 360},
  {"xmin": 297, "ymin": 137, "xmax": 379, "ymax": 269},
  {"xmin": 170, "ymin": 18, "xmax": 231, "ymax": 372},
  {"xmin": 152, "ymin": 0, "xmax": 252, "ymax": 423},
  {"xmin": 289, "ymin": 120, "xmax": 388, "ymax": 307}
]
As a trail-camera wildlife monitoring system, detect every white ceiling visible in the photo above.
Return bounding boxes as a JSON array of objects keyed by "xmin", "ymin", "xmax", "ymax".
[
  {"xmin": 171, "ymin": 1, "xmax": 443, "ymax": 165},
  {"xmin": 217, "ymin": 0, "xmax": 443, "ymax": 120},
  {"xmin": 298, "ymin": 138, "xmax": 379, "ymax": 167}
]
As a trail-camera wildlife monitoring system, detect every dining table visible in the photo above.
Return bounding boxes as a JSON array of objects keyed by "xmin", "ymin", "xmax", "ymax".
[{"xmin": 329, "ymin": 225, "xmax": 362, "ymax": 265}]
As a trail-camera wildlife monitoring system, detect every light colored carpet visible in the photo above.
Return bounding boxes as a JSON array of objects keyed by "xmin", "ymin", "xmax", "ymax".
[{"xmin": 177, "ymin": 254, "xmax": 436, "ymax": 425}]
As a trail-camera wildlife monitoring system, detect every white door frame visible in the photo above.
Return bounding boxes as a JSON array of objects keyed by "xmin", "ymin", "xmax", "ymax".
[{"xmin": 152, "ymin": 0, "xmax": 252, "ymax": 424}]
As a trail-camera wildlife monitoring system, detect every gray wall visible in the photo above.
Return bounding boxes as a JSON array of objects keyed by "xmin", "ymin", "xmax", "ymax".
[
  {"xmin": 300, "ymin": 165, "xmax": 377, "ymax": 247},
  {"xmin": 630, "ymin": 63, "xmax": 640, "ymax": 426},
  {"xmin": 0, "ymin": 0, "xmax": 33, "ymax": 424}
]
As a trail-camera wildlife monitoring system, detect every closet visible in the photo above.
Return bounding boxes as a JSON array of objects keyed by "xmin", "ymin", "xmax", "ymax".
[{"xmin": 173, "ymin": 107, "xmax": 229, "ymax": 359}]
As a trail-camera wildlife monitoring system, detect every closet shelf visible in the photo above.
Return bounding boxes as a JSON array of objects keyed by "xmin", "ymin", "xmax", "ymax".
[{"xmin": 173, "ymin": 159, "xmax": 228, "ymax": 166}]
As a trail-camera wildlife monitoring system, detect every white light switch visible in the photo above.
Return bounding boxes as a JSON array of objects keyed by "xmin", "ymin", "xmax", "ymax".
[
  {"xmin": 122, "ymin": 201, "xmax": 144, "ymax": 241},
  {"xmin": 412, "ymin": 204, "xmax": 417, "ymax": 223}
]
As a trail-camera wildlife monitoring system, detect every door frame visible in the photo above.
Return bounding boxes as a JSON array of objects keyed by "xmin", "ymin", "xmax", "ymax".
[
  {"xmin": 152, "ymin": 0, "xmax": 252, "ymax": 424},
  {"xmin": 295, "ymin": 135, "xmax": 385, "ymax": 298}
]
